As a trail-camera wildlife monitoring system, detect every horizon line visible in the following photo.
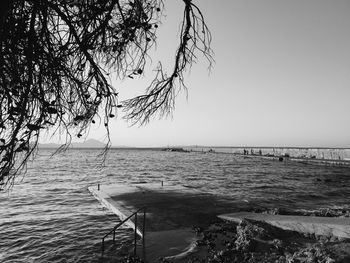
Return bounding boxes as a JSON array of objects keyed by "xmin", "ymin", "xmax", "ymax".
[{"xmin": 38, "ymin": 143, "xmax": 350, "ymax": 150}]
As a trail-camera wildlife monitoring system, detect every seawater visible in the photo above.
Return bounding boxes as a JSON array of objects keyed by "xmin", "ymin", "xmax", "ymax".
[{"xmin": 1, "ymin": 149, "xmax": 350, "ymax": 262}]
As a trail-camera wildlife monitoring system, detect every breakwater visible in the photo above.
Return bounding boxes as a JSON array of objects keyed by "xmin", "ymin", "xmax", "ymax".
[{"xmin": 183, "ymin": 146, "xmax": 350, "ymax": 166}]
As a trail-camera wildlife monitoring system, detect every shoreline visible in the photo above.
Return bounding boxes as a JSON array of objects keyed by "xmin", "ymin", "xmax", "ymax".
[
  {"xmin": 184, "ymin": 212, "xmax": 350, "ymax": 263},
  {"xmin": 89, "ymin": 183, "xmax": 350, "ymax": 262}
]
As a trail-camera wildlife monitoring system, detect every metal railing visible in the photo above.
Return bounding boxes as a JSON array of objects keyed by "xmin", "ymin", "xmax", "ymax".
[{"xmin": 102, "ymin": 207, "xmax": 146, "ymax": 258}]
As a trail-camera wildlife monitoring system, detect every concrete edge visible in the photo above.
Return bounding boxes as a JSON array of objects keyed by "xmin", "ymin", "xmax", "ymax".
[
  {"xmin": 218, "ymin": 213, "xmax": 350, "ymax": 239},
  {"xmin": 164, "ymin": 239, "xmax": 199, "ymax": 260},
  {"xmin": 88, "ymin": 185, "xmax": 142, "ymax": 237},
  {"xmin": 88, "ymin": 183, "xmax": 201, "ymax": 260}
]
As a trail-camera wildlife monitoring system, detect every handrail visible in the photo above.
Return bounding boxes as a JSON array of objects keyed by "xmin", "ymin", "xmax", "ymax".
[
  {"xmin": 102, "ymin": 207, "xmax": 144, "ymax": 240},
  {"xmin": 102, "ymin": 206, "xmax": 146, "ymax": 259}
]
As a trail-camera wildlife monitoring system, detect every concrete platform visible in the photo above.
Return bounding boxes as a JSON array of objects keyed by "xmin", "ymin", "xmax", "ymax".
[
  {"xmin": 218, "ymin": 212, "xmax": 350, "ymax": 239},
  {"xmin": 88, "ymin": 183, "xmax": 231, "ymax": 261},
  {"xmin": 89, "ymin": 184, "xmax": 143, "ymax": 236}
]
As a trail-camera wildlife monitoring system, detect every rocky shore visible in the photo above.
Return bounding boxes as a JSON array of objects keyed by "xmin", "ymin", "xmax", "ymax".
[{"xmin": 126, "ymin": 208, "xmax": 350, "ymax": 263}]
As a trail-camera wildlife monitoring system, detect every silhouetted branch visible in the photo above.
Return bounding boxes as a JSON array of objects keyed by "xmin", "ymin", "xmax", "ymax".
[
  {"xmin": 0, "ymin": 0, "xmax": 212, "ymax": 190},
  {"xmin": 123, "ymin": 0, "xmax": 213, "ymax": 124}
]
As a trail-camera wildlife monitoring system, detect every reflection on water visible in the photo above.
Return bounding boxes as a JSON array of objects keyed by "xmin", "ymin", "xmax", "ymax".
[{"xmin": 1, "ymin": 149, "xmax": 350, "ymax": 262}]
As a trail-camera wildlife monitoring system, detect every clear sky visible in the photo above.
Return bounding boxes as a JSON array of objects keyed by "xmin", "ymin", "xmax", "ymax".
[{"xmin": 44, "ymin": 0, "xmax": 350, "ymax": 148}]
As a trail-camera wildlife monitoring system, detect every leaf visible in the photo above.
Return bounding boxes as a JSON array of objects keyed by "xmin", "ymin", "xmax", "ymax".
[
  {"xmin": 15, "ymin": 143, "xmax": 29, "ymax": 152},
  {"xmin": 47, "ymin": 107, "xmax": 58, "ymax": 114},
  {"xmin": 27, "ymin": 124, "xmax": 42, "ymax": 131},
  {"xmin": 73, "ymin": 115, "xmax": 85, "ymax": 121}
]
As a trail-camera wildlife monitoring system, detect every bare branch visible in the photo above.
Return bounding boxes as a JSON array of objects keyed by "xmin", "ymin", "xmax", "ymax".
[
  {"xmin": 123, "ymin": 0, "xmax": 213, "ymax": 124},
  {"xmin": 0, "ymin": 0, "xmax": 212, "ymax": 190}
]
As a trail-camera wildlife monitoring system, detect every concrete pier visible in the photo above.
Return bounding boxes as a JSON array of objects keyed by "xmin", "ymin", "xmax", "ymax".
[
  {"xmin": 89, "ymin": 184, "xmax": 143, "ymax": 236},
  {"xmin": 88, "ymin": 183, "xmax": 231, "ymax": 261},
  {"xmin": 218, "ymin": 212, "xmax": 350, "ymax": 239},
  {"xmin": 89, "ymin": 183, "xmax": 350, "ymax": 261}
]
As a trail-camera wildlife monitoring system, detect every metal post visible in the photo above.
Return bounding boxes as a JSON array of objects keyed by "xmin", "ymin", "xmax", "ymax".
[
  {"xmin": 134, "ymin": 213, "xmax": 137, "ymax": 256},
  {"xmin": 143, "ymin": 208, "xmax": 146, "ymax": 261}
]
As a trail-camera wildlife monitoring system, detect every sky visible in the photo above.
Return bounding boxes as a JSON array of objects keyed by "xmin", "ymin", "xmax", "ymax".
[{"xmin": 44, "ymin": 0, "xmax": 350, "ymax": 148}]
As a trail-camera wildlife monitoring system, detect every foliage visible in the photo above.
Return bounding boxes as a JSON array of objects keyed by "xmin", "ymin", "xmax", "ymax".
[{"xmin": 0, "ymin": 0, "xmax": 213, "ymax": 189}]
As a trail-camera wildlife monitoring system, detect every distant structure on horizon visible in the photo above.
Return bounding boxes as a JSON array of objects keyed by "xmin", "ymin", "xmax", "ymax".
[
  {"xmin": 183, "ymin": 146, "xmax": 350, "ymax": 163},
  {"xmin": 39, "ymin": 139, "xmax": 106, "ymax": 149}
]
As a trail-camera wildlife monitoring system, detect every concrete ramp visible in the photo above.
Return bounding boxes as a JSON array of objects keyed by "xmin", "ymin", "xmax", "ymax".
[
  {"xmin": 88, "ymin": 183, "xmax": 230, "ymax": 261},
  {"xmin": 218, "ymin": 212, "xmax": 350, "ymax": 239}
]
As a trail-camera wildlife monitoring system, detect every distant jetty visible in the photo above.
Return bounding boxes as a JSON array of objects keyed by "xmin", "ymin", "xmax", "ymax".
[
  {"xmin": 162, "ymin": 147, "xmax": 189, "ymax": 153},
  {"xmin": 184, "ymin": 146, "xmax": 350, "ymax": 167}
]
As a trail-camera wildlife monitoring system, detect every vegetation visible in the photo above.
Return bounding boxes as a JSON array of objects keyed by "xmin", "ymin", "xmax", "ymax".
[{"xmin": 0, "ymin": 0, "xmax": 213, "ymax": 189}]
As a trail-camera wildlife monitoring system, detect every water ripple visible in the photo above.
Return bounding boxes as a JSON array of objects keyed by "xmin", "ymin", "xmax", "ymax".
[{"xmin": 1, "ymin": 149, "xmax": 350, "ymax": 262}]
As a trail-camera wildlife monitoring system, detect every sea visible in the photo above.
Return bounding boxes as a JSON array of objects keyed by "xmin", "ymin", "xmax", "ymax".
[{"xmin": 1, "ymin": 148, "xmax": 350, "ymax": 262}]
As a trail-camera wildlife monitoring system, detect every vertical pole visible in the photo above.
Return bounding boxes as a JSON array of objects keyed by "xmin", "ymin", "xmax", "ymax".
[
  {"xmin": 134, "ymin": 213, "xmax": 137, "ymax": 256},
  {"xmin": 143, "ymin": 208, "xmax": 146, "ymax": 261},
  {"xmin": 161, "ymin": 180, "xmax": 163, "ymax": 187},
  {"xmin": 98, "ymin": 183, "xmax": 100, "ymax": 191},
  {"xmin": 113, "ymin": 229, "xmax": 115, "ymax": 242},
  {"xmin": 102, "ymin": 238, "xmax": 104, "ymax": 252}
]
